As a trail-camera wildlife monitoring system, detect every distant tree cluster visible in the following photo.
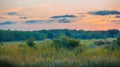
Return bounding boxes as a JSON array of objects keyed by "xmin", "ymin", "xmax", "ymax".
[{"xmin": 0, "ymin": 29, "xmax": 120, "ymax": 42}]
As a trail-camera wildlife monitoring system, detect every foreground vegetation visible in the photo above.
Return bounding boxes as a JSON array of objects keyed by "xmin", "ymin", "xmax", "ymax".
[{"xmin": 0, "ymin": 36, "xmax": 120, "ymax": 67}]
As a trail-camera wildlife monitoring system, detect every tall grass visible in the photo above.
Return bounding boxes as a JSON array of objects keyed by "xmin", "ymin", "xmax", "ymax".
[{"xmin": 0, "ymin": 39, "xmax": 120, "ymax": 67}]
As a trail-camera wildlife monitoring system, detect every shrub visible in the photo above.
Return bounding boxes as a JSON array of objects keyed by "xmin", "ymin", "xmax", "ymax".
[
  {"xmin": 26, "ymin": 38, "xmax": 36, "ymax": 47},
  {"xmin": 117, "ymin": 37, "xmax": 120, "ymax": 46},
  {"xmin": 94, "ymin": 40, "xmax": 111, "ymax": 46},
  {"xmin": 51, "ymin": 36, "xmax": 80, "ymax": 50},
  {"xmin": 68, "ymin": 38, "xmax": 80, "ymax": 49}
]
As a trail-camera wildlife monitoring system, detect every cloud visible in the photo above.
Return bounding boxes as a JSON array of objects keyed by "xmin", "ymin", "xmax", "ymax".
[
  {"xmin": 7, "ymin": 12, "xmax": 18, "ymax": 16},
  {"xmin": 111, "ymin": 20, "xmax": 120, "ymax": 24},
  {"xmin": 25, "ymin": 19, "xmax": 56, "ymax": 24},
  {"xmin": 45, "ymin": 20, "xmax": 55, "ymax": 23},
  {"xmin": 25, "ymin": 19, "xmax": 72, "ymax": 24},
  {"xmin": 89, "ymin": 10, "xmax": 120, "ymax": 16},
  {"xmin": 0, "ymin": 21, "xmax": 16, "ymax": 25},
  {"xmin": 111, "ymin": 20, "xmax": 120, "ymax": 22},
  {"xmin": 50, "ymin": 14, "xmax": 77, "ymax": 23},
  {"xmin": 115, "ymin": 15, "xmax": 120, "ymax": 18},
  {"xmin": 58, "ymin": 19, "xmax": 71, "ymax": 23},
  {"xmin": 50, "ymin": 14, "xmax": 77, "ymax": 19},
  {"xmin": 25, "ymin": 20, "xmax": 43, "ymax": 24},
  {"xmin": 19, "ymin": 16, "xmax": 28, "ymax": 19}
]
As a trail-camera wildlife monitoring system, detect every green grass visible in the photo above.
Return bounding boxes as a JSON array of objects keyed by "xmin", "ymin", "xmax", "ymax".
[{"xmin": 0, "ymin": 38, "xmax": 120, "ymax": 67}]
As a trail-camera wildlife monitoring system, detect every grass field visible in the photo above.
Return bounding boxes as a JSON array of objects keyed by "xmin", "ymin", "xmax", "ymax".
[{"xmin": 0, "ymin": 38, "xmax": 120, "ymax": 67}]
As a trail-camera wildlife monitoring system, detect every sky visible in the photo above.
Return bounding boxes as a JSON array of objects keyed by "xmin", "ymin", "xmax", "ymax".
[{"xmin": 0, "ymin": 0, "xmax": 120, "ymax": 31}]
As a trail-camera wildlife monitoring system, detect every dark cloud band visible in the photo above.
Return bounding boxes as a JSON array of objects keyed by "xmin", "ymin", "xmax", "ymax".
[
  {"xmin": 25, "ymin": 20, "xmax": 43, "ymax": 24},
  {"xmin": 115, "ymin": 16, "xmax": 120, "ymax": 18},
  {"xmin": 0, "ymin": 21, "xmax": 16, "ymax": 25},
  {"xmin": 50, "ymin": 14, "xmax": 77, "ymax": 19},
  {"xmin": 7, "ymin": 12, "xmax": 18, "ymax": 16},
  {"xmin": 58, "ymin": 19, "xmax": 71, "ymax": 23},
  {"xmin": 89, "ymin": 10, "xmax": 120, "ymax": 16}
]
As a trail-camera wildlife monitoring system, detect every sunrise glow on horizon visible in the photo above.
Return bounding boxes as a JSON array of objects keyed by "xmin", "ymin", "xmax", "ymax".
[{"xmin": 0, "ymin": 0, "xmax": 120, "ymax": 31}]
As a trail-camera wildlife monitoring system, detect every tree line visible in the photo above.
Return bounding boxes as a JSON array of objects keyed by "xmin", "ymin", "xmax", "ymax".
[{"xmin": 0, "ymin": 29, "xmax": 120, "ymax": 42}]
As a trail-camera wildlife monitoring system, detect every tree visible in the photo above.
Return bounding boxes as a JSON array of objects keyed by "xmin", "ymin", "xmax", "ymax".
[
  {"xmin": 107, "ymin": 29, "xmax": 119, "ymax": 37},
  {"xmin": 0, "ymin": 29, "xmax": 120, "ymax": 42}
]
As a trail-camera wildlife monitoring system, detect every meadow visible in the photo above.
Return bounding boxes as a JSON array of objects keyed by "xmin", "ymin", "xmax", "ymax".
[{"xmin": 0, "ymin": 37, "xmax": 120, "ymax": 67}]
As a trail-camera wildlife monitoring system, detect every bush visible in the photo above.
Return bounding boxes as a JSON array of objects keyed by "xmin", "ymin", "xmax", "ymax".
[
  {"xmin": 94, "ymin": 40, "xmax": 111, "ymax": 46},
  {"xmin": 51, "ymin": 36, "xmax": 80, "ymax": 50},
  {"xmin": 26, "ymin": 38, "xmax": 36, "ymax": 47},
  {"xmin": 117, "ymin": 37, "xmax": 120, "ymax": 46},
  {"xmin": 68, "ymin": 38, "xmax": 80, "ymax": 49}
]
